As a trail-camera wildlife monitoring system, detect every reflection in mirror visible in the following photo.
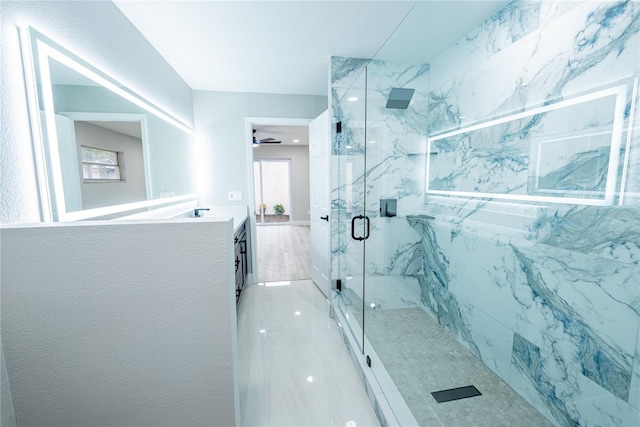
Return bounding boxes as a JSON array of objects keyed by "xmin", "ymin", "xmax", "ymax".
[{"xmin": 21, "ymin": 26, "xmax": 198, "ymax": 221}]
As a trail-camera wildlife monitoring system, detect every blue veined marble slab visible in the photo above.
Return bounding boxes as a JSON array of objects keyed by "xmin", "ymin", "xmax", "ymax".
[
  {"xmin": 406, "ymin": 216, "xmax": 451, "ymax": 291},
  {"xmin": 431, "ymin": 1, "xmax": 581, "ymax": 93},
  {"xmin": 509, "ymin": 243, "xmax": 637, "ymax": 402},
  {"xmin": 529, "ymin": 205, "xmax": 640, "ymax": 265},
  {"xmin": 630, "ymin": 325, "xmax": 640, "ymax": 410},
  {"xmin": 331, "ymin": 57, "xmax": 370, "ymax": 87},
  {"xmin": 408, "ymin": 210, "xmax": 638, "ymax": 416},
  {"xmin": 428, "ymin": 1, "xmax": 640, "ymax": 135},
  {"xmin": 512, "ymin": 333, "xmax": 640, "ymax": 427}
]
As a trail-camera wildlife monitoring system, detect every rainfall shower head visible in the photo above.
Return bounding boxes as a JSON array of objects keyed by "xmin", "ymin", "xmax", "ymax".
[{"xmin": 386, "ymin": 88, "xmax": 415, "ymax": 109}]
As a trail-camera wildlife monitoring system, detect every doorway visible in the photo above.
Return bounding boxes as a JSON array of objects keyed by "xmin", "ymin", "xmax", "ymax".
[
  {"xmin": 246, "ymin": 118, "xmax": 317, "ymax": 284},
  {"xmin": 253, "ymin": 159, "xmax": 292, "ymax": 225}
]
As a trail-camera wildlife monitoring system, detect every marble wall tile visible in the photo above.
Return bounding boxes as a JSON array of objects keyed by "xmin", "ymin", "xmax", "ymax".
[
  {"xmin": 629, "ymin": 322, "xmax": 640, "ymax": 410},
  {"xmin": 430, "ymin": 1, "xmax": 581, "ymax": 95},
  {"xmin": 529, "ymin": 205, "xmax": 640, "ymax": 265},
  {"xmin": 510, "ymin": 243, "xmax": 638, "ymax": 402},
  {"xmin": 331, "ymin": 57, "xmax": 370, "ymax": 88},
  {"xmin": 361, "ymin": 276, "xmax": 421, "ymax": 311},
  {"xmin": 406, "ymin": 216, "xmax": 452, "ymax": 290},
  {"xmin": 429, "ymin": 1, "xmax": 640, "ymax": 136},
  {"xmin": 511, "ymin": 333, "xmax": 640, "ymax": 427},
  {"xmin": 455, "ymin": 297, "xmax": 515, "ymax": 381}
]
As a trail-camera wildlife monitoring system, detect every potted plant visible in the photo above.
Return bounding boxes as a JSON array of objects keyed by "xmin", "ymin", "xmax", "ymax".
[{"xmin": 273, "ymin": 203, "xmax": 285, "ymax": 215}]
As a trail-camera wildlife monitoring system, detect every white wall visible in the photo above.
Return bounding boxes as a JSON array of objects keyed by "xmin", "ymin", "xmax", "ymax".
[
  {"xmin": 0, "ymin": 0, "xmax": 194, "ymax": 223},
  {"xmin": 193, "ymin": 91, "xmax": 326, "ymax": 280},
  {"xmin": 1, "ymin": 219, "xmax": 239, "ymax": 426},
  {"xmin": 75, "ymin": 122, "xmax": 147, "ymax": 210},
  {"xmin": 193, "ymin": 91, "xmax": 326, "ymax": 208},
  {"xmin": 1, "ymin": 348, "xmax": 17, "ymax": 427},
  {"xmin": 254, "ymin": 144, "xmax": 310, "ymax": 223}
]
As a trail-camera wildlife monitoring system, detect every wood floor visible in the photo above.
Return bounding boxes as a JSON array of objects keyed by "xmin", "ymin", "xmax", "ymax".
[{"xmin": 256, "ymin": 225, "xmax": 311, "ymax": 283}]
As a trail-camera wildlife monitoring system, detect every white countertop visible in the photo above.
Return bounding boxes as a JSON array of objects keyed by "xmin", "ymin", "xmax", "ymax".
[{"xmin": 200, "ymin": 205, "xmax": 248, "ymax": 232}]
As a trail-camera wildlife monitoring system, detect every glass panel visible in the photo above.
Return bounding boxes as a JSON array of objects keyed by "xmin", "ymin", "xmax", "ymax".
[
  {"xmin": 332, "ymin": 62, "xmax": 368, "ymax": 353},
  {"xmin": 254, "ymin": 160, "xmax": 291, "ymax": 225},
  {"xmin": 353, "ymin": 1, "xmax": 640, "ymax": 426},
  {"xmin": 362, "ymin": 54, "xmax": 430, "ymax": 417},
  {"xmin": 81, "ymin": 146, "xmax": 118, "ymax": 165},
  {"xmin": 260, "ymin": 161, "xmax": 291, "ymax": 224},
  {"xmin": 82, "ymin": 164, "xmax": 120, "ymax": 180}
]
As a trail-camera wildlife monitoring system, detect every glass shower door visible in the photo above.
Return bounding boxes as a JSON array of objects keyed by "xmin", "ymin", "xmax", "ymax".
[
  {"xmin": 333, "ymin": 67, "xmax": 368, "ymax": 352},
  {"xmin": 360, "ymin": 55, "xmax": 430, "ymax": 423}
]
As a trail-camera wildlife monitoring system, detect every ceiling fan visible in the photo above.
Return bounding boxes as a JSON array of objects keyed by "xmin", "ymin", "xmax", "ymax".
[{"xmin": 253, "ymin": 129, "xmax": 281, "ymax": 144}]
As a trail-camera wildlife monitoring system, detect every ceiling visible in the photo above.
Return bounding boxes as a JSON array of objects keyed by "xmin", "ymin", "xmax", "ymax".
[
  {"xmin": 253, "ymin": 125, "xmax": 309, "ymax": 146},
  {"xmin": 114, "ymin": 0, "xmax": 509, "ymax": 96},
  {"xmin": 84, "ymin": 121, "xmax": 142, "ymax": 139}
]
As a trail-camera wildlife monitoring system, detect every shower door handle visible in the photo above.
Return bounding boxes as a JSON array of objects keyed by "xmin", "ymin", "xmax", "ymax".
[
  {"xmin": 351, "ymin": 215, "xmax": 365, "ymax": 241},
  {"xmin": 351, "ymin": 215, "xmax": 370, "ymax": 241}
]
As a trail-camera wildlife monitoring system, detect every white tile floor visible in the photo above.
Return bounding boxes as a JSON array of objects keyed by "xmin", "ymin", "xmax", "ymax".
[{"xmin": 237, "ymin": 280, "xmax": 380, "ymax": 427}]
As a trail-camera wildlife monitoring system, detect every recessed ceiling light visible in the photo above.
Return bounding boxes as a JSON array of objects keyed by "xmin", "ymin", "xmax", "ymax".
[
  {"xmin": 347, "ymin": 97, "xmax": 358, "ymax": 102},
  {"xmin": 307, "ymin": 376, "xmax": 314, "ymax": 383},
  {"xmin": 293, "ymin": 139, "xmax": 300, "ymax": 143}
]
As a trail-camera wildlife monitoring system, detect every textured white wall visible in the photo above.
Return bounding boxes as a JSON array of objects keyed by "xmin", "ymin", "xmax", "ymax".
[
  {"xmin": 1, "ymin": 219, "xmax": 238, "ymax": 426},
  {"xmin": 0, "ymin": 1, "xmax": 194, "ymax": 223},
  {"xmin": 254, "ymin": 144, "xmax": 310, "ymax": 223},
  {"xmin": 1, "ymin": 348, "xmax": 17, "ymax": 427}
]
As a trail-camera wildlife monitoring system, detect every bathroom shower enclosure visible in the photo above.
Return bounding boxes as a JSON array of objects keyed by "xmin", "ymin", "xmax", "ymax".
[{"xmin": 330, "ymin": 1, "xmax": 640, "ymax": 426}]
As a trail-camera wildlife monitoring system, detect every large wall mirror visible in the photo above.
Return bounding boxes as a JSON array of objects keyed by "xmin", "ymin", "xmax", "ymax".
[{"xmin": 21, "ymin": 26, "xmax": 198, "ymax": 221}]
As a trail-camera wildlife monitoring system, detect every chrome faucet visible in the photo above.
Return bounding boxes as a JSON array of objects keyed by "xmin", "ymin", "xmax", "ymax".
[{"xmin": 194, "ymin": 208, "xmax": 210, "ymax": 218}]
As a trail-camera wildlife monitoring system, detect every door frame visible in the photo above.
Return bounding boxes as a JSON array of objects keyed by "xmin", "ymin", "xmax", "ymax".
[{"xmin": 244, "ymin": 117, "xmax": 313, "ymax": 284}]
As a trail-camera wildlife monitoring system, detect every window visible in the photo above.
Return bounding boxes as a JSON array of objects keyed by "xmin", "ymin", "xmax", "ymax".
[{"xmin": 81, "ymin": 146, "xmax": 123, "ymax": 181}]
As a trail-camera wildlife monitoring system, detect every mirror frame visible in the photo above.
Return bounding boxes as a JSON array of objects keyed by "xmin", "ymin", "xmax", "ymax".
[{"xmin": 20, "ymin": 26, "xmax": 198, "ymax": 221}]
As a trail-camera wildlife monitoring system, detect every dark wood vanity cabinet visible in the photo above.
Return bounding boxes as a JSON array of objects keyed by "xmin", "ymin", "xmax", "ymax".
[{"xmin": 234, "ymin": 221, "xmax": 248, "ymax": 305}]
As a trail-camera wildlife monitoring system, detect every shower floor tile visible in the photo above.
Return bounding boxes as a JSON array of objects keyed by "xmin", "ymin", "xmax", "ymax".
[{"xmin": 360, "ymin": 307, "xmax": 553, "ymax": 427}]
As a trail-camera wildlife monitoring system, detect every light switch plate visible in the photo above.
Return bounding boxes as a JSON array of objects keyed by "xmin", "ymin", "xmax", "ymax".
[{"xmin": 228, "ymin": 191, "xmax": 242, "ymax": 201}]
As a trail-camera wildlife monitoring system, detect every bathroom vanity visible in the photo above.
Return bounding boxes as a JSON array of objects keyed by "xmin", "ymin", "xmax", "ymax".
[
  {"xmin": 234, "ymin": 219, "xmax": 248, "ymax": 304},
  {"xmin": 190, "ymin": 205, "xmax": 252, "ymax": 305}
]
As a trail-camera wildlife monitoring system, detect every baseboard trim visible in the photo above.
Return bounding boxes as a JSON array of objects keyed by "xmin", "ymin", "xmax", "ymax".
[{"xmin": 291, "ymin": 220, "xmax": 310, "ymax": 226}]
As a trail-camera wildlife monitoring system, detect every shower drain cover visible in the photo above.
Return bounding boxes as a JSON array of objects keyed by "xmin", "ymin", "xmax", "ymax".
[{"xmin": 431, "ymin": 385, "xmax": 482, "ymax": 403}]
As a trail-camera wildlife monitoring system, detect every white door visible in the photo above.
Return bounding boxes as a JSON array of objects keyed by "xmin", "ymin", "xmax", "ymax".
[{"xmin": 309, "ymin": 110, "xmax": 331, "ymax": 297}]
